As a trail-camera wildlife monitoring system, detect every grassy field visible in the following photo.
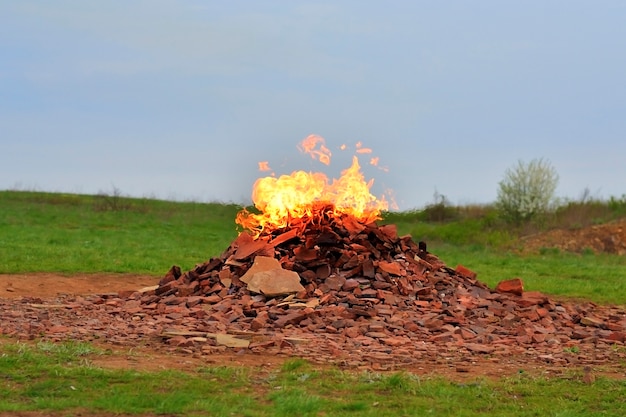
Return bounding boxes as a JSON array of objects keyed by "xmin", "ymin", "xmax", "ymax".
[
  {"xmin": 1, "ymin": 340, "xmax": 625, "ymax": 416},
  {"xmin": 2, "ymin": 190, "xmax": 625, "ymax": 303},
  {"xmin": 1, "ymin": 190, "xmax": 626, "ymax": 416},
  {"xmin": 0, "ymin": 190, "xmax": 241, "ymax": 274}
]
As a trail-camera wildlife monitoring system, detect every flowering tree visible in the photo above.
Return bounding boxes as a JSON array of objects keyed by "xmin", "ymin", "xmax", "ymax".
[{"xmin": 496, "ymin": 158, "xmax": 559, "ymax": 223}]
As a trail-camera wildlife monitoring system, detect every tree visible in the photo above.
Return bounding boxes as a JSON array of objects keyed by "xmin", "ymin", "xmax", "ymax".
[{"xmin": 496, "ymin": 158, "xmax": 559, "ymax": 223}]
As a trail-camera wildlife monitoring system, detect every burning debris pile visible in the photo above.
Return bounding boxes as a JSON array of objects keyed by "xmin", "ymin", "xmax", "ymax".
[
  {"xmin": 155, "ymin": 208, "xmax": 484, "ymax": 329},
  {"xmin": 147, "ymin": 208, "xmax": 625, "ymax": 360},
  {"xmin": 137, "ymin": 135, "xmax": 624, "ymax": 365}
]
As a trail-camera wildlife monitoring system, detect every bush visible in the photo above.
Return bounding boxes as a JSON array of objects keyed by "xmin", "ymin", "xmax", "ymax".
[
  {"xmin": 608, "ymin": 194, "xmax": 626, "ymax": 215},
  {"xmin": 421, "ymin": 191, "xmax": 458, "ymax": 222},
  {"xmin": 496, "ymin": 158, "xmax": 559, "ymax": 224}
]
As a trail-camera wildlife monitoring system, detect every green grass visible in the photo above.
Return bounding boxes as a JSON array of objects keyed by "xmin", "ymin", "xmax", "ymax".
[
  {"xmin": 1, "ymin": 341, "xmax": 625, "ymax": 416},
  {"xmin": 385, "ymin": 208, "xmax": 626, "ymax": 305},
  {"xmin": 426, "ymin": 243, "xmax": 626, "ymax": 304},
  {"xmin": 1, "ymin": 190, "xmax": 626, "ymax": 304},
  {"xmin": 0, "ymin": 190, "xmax": 240, "ymax": 275}
]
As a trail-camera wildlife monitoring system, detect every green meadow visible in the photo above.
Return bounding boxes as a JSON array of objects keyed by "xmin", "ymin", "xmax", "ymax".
[
  {"xmin": 1, "ymin": 340, "xmax": 625, "ymax": 417},
  {"xmin": 2, "ymin": 190, "xmax": 625, "ymax": 304}
]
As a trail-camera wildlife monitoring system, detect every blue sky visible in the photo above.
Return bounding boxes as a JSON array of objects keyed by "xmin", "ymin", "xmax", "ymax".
[{"xmin": 1, "ymin": 1, "xmax": 625, "ymax": 210}]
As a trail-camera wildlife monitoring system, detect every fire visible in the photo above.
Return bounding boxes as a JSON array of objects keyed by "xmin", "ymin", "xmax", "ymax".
[
  {"xmin": 355, "ymin": 141, "xmax": 372, "ymax": 154},
  {"xmin": 298, "ymin": 134, "xmax": 331, "ymax": 165},
  {"xmin": 258, "ymin": 161, "xmax": 272, "ymax": 172},
  {"xmin": 237, "ymin": 136, "xmax": 389, "ymax": 236}
]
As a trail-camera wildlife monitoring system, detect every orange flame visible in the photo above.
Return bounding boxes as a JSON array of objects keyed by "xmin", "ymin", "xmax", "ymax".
[
  {"xmin": 298, "ymin": 134, "xmax": 331, "ymax": 165},
  {"xmin": 237, "ymin": 137, "xmax": 389, "ymax": 236}
]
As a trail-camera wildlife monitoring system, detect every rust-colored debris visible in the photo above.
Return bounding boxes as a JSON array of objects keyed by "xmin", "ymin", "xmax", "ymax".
[{"xmin": 135, "ymin": 210, "xmax": 626, "ymax": 360}]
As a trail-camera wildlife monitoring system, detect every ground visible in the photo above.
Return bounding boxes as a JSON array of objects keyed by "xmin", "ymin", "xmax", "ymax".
[
  {"xmin": 1, "ymin": 221, "xmax": 626, "ymax": 417},
  {"xmin": 0, "ymin": 272, "xmax": 554, "ymax": 379},
  {"xmin": 518, "ymin": 218, "xmax": 626, "ymax": 255},
  {"xmin": 1, "ymin": 272, "xmax": 624, "ymax": 384}
]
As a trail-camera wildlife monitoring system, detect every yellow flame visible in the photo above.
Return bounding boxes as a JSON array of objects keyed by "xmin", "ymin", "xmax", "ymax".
[
  {"xmin": 236, "ymin": 156, "xmax": 387, "ymax": 235},
  {"xmin": 329, "ymin": 156, "xmax": 386, "ymax": 220}
]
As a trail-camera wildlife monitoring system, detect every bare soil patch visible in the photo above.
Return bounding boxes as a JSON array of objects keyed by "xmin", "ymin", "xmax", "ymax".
[
  {"xmin": 0, "ymin": 273, "xmax": 158, "ymax": 299},
  {"xmin": 519, "ymin": 218, "xmax": 626, "ymax": 255}
]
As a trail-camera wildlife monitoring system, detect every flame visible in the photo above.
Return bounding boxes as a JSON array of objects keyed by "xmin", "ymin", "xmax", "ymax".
[
  {"xmin": 298, "ymin": 134, "xmax": 331, "ymax": 165},
  {"xmin": 258, "ymin": 161, "xmax": 271, "ymax": 172},
  {"xmin": 237, "ymin": 137, "xmax": 389, "ymax": 236}
]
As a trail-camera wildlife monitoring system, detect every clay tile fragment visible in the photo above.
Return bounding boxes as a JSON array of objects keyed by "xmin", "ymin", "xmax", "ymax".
[
  {"xmin": 246, "ymin": 269, "xmax": 305, "ymax": 297},
  {"xmin": 269, "ymin": 228, "xmax": 299, "ymax": 247},
  {"xmin": 376, "ymin": 224, "xmax": 399, "ymax": 242},
  {"xmin": 378, "ymin": 260, "xmax": 404, "ymax": 276},
  {"xmin": 294, "ymin": 246, "xmax": 318, "ymax": 261},
  {"xmin": 159, "ymin": 265, "xmax": 181, "ymax": 286},
  {"xmin": 517, "ymin": 291, "xmax": 549, "ymax": 307},
  {"xmin": 315, "ymin": 264, "xmax": 331, "ymax": 279},
  {"xmin": 455, "ymin": 264, "xmax": 477, "ymax": 280},
  {"xmin": 240, "ymin": 256, "xmax": 282, "ymax": 284},
  {"xmin": 273, "ymin": 310, "xmax": 310, "ymax": 328},
  {"xmin": 362, "ymin": 259, "xmax": 376, "ymax": 278},
  {"xmin": 324, "ymin": 275, "xmax": 346, "ymax": 291},
  {"xmin": 580, "ymin": 316, "xmax": 605, "ymax": 328},
  {"xmin": 341, "ymin": 215, "xmax": 367, "ymax": 235},
  {"xmin": 464, "ymin": 343, "xmax": 495, "ymax": 354},
  {"xmin": 495, "ymin": 278, "xmax": 524, "ymax": 296},
  {"xmin": 233, "ymin": 235, "xmax": 273, "ymax": 260}
]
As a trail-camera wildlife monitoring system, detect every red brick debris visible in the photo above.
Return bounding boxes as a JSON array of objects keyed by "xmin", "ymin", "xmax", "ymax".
[{"xmin": 2, "ymin": 209, "xmax": 625, "ymax": 371}]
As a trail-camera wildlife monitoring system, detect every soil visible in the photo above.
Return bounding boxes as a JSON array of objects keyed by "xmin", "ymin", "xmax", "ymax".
[{"xmin": 518, "ymin": 218, "xmax": 626, "ymax": 255}]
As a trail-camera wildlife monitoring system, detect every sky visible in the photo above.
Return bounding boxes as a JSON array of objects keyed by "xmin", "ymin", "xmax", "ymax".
[{"xmin": 1, "ymin": 1, "xmax": 625, "ymax": 211}]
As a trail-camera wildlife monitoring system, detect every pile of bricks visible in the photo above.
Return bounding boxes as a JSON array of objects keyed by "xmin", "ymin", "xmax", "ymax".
[{"xmin": 142, "ymin": 209, "xmax": 626, "ymax": 355}]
